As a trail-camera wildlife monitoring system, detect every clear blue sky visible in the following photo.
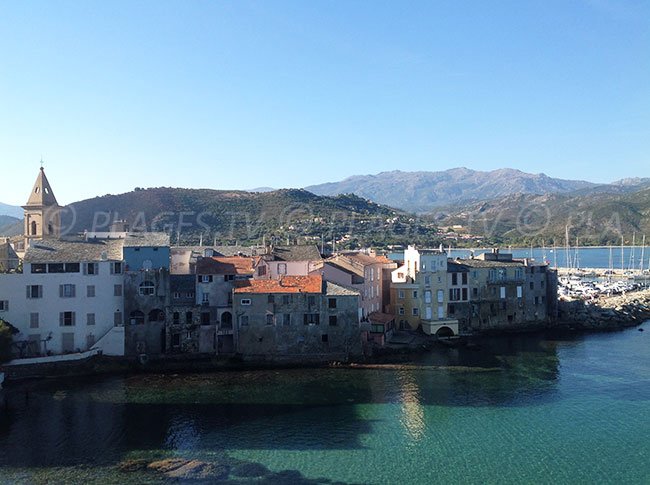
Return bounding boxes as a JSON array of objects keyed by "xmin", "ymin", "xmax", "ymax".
[{"xmin": 1, "ymin": 0, "xmax": 648, "ymax": 205}]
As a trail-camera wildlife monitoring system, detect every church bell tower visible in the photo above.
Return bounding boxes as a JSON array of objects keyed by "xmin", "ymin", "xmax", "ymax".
[{"xmin": 22, "ymin": 166, "xmax": 62, "ymax": 247}]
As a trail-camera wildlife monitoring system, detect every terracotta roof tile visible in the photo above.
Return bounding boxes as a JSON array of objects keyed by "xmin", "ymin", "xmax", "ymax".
[
  {"xmin": 235, "ymin": 275, "xmax": 323, "ymax": 294},
  {"xmin": 196, "ymin": 256, "xmax": 255, "ymax": 275}
]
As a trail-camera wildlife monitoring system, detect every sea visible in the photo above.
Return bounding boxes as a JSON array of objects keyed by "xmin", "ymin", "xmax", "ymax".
[
  {"xmin": 1, "ymin": 327, "xmax": 649, "ymax": 484},
  {"xmin": 390, "ymin": 246, "xmax": 650, "ymax": 271}
]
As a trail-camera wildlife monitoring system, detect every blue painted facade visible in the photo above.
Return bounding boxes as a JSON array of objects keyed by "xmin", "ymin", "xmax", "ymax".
[{"xmin": 123, "ymin": 246, "xmax": 170, "ymax": 271}]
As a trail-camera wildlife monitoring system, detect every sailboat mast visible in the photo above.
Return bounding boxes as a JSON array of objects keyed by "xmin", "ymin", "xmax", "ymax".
[
  {"xmin": 640, "ymin": 235, "xmax": 646, "ymax": 274},
  {"xmin": 621, "ymin": 236, "xmax": 625, "ymax": 275},
  {"xmin": 565, "ymin": 225, "xmax": 570, "ymax": 271}
]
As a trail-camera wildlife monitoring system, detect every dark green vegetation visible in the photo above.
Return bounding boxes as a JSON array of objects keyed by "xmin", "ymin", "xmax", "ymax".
[
  {"xmin": 0, "ymin": 319, "xmax": 14, "ymax": 363},
  {"xmin": 63, "ymin": 187, "xmax": 440, "ymax": 248},
  {"xmin": 433, "ymin": 186, "xmax": 650, "ymax": 246}
]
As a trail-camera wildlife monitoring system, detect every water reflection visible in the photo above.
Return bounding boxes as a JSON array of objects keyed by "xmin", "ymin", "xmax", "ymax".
[{"xmin": 396, "ymin": 371, "xmax": 425, "ymax": 443}]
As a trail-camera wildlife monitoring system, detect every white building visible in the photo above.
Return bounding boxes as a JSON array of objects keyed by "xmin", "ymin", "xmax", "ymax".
[{"xmin": 0, "ymin": 168, "xmax": 126, "ymax": 357}]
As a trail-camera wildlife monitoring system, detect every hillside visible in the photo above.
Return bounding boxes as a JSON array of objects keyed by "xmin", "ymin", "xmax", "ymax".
[
  {"xmin": 0, "ymin": 215, "xmax": 22, "ymax": 236},
  {"xmin": 306, "ymin": 168, "xmax": 597, "ymax": 212},
  {"xmin": 0, "ymin": 202, "xmax": 23, "ymax": 219},
  {"xmin": 61, "ymin": 187, "xmax": 439, "ymax": 248},
  {"xmin": 433, "ymin": 187, "xmax": 650, "ymax": 246}
]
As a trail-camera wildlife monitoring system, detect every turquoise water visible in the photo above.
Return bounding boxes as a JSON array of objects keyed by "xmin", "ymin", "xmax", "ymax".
[{"xmin": 1, "ymin": 325, "xmax": 649, "ymax": 484}]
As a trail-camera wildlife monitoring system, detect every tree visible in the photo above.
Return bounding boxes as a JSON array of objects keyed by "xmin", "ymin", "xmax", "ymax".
[{"xmin": 0, "ymin": 319, "xmax": 14, "ymax": 363}]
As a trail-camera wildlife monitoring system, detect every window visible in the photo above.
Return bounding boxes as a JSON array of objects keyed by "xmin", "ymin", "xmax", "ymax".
[
  {"xmin": 462, "ymin": 273, "xmax": 468, "ymax": 285},
  {"xmin": 515, "ymin": 268, "xmax": 523, "ymax": 279},
  {"xmin": 278, "ymin": 263, "xmax": 287, "ymax": 275},
  {"xmin": 173, "ymin": 312, "xmax": 180, "ymax": 324},
  {"xmin": 30, "ymin": 313, "xmax": 39, "ymax": 328},
  {"xmin": 530, "ymin": 282, "xmax": 534, "ymax": 290},
  {"xmin": 321, "ymin": 334, "xmax": 329, "ymax": 343},
  {"xmin": 31, "ymin": 263, "xmax": 46, "ymax": 273},
  {"xmin": 329, "ymin": 315, "xmax": 338, "ymax": 326},
  {"xmin": 185, "ymin": 292, "xmax": 195, "ymax": 299},
  {"xmin": 202, "ymin": 292, "xmax": 209, "ymax": 303},
  {"xmin": 172, "ymin": 333, "xmax": 181, "ymax": 347},
  {"xmin": 224, "ymin": 274, "xmax": 235, "ymax": 281},
  {"xmin": 452, "ymin": 273, "xmax": 458, "ymax": 285},
  {"xmin": 114, "ymin": 284, "xmax": 123, "ymax": 297},
  {"xmin": 542, "ymin": 296, "xmax": 546, "ymax": 303},
  {"xmin": 185, "ymin": 312, "xmax": 193, "ymax": 325},
  {"xmin": 448, "ymin": 304, "xmax": 455, "ymax": 315},
  {"xmin": 425, "ymin": 290, "xmax": 432, "ymax": 303},
  {"xmin": 535, "ymin": 296, "xmax": 539, "ymax": 305},
  {"xmin": 64, "ymin": 263, "xmax": 80, "ymax": 273},
  {"xmin": 266, "ymin": 314, "xmax": 274, "ymax": 325},
  {"xmin": 398, "ymin": 290, "xmax": 405, "ymax": 299},
  {"xmin": 114, "ymin": 312, "xmax": 122, "ymax": 326},
  {"xmin": 48, "ymin": 263, "xmax": 64, "ymax": 273},
  {"xmin": 268, "ymin": 295, "xmax": 275, "ymax": 304},
  {"xmin": 398, "ymin": 307, "xmax": 405, "ymax": 315},
  {"xmin": 449, "ymin": 288, "xmax": 461, "ymax": 301},
  {"xmin": 541, "ymin": 280, "xmax": 545, "ymax": 288},
  {"xmin": 473, "ymin": 288, "xmax": 478, "ymax": 297},
  {"xmin": 87, "ymin": 313, "xmax": 96, "ymax": 326},
  {"xmin": 139, "ymin": 281, "xmax": 155, "ymax": 296},
  {"xmin": 370, "ymin": 324, "xmax": 384, "ymax": 333},
  {"xmin": 328, "ymin": 298, "xmax": 337, "ymax": 309},
  {"xmin": 241, "ymin": 298, "xmax": 251, "ymax": 306},
  {"xmin": 257, "ymin": 266, "xmax": 267, "ymax": 277},
  {"xmin": 26, "ymin": 285, "xmax": 43, "ymax": 299},
  {"xmin": 60, "ymin": 284, "xmax": 76, "ymax": 298},
  {"xmin": 282, "ymin": 295, "xmax": 290, "ymax": 305},
  {"xmin": 517, "ymin": 286, "xmax": 523, "ymax": 298},
  {"xmin": 412, "ymin": 290, "xmax": 418, "ymax": 299},
  {"xmin": 308, "ymin": 295, "xmax": 316, "ymax": 306},
  {"xmin": 424, "ymin": 275, "xmax": 431, "ymax": 285},
  {"xmin": 462, "ymin": 288, "xmax": 468, "ymax": 301},
  {"xmin": 84, "ymin": 263, "xmax": 98, "ymax": 275},
  {"xmin": 239, "ymin": 315, "xmax": 249, "ymax": 326},
  {"xmin": 201, "ymin": 313, "xmax": 211, "ymax": 325},
  {"xmin": 111, "ymin": 262, "xmax": 123, "ymax": 274},
  {"xmin": 87, "ymin": 285, "xmax": 96, "ymax": 298},
  {"xmin": 412, "ymin": 308, "xmax": 419, "ymax": 316},
  {"xmin": 500, "ymin": 287, "xmax": 506, "ymax": 299},
  {"xmin": 437, "ymin": 290, "xmax": 444, "ymax": 303},
  {"xmin": 304, "ymin": 313, "xmax": 320, "ymax": 325},
  {"xmin": 283, "ymin": 314, "xmax": 291, "ymax": 326},
  {"xmin": 199, "ymin": 275, "xmax": 213, "ymax": 283},
  {"xmin": 173, "ymin": 292, "xmax": 181, "ymax": 299},
  {"xmin": 59, "ymin": 311, "xmax": 76, "ymax": 326}
]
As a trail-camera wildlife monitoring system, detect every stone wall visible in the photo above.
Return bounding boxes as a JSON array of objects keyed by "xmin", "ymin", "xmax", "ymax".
[{"xmin": 558, "ymin": 289, "xmax": 650, "ymax": 330}]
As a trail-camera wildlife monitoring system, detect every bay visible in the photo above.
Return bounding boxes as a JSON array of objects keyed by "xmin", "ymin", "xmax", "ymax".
[{"xmin": 1, "ymin": 325, "xmax": 649, "ymax": 484}]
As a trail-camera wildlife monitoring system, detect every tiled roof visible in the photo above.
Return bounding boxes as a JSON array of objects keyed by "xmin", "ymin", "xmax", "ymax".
[
  {"xmin": 369, "ymin": 312, "xmax": 395, "ymax": 324},
  {"xmin": 124, "ymin": 232, "xmax": 170, "ymax": 247},
  {"xmin": 271, "ymin": 245, "xmax": 322, "ymax": 262},
  {"xmin": 25, "ymin": 238, "xmax": 123, "ymax": 263},
  {"xmin": 196, "ymin": 256, "xmax": 254, "ymax": 275},
  {"xmin": 235, "ymin": 275, "xmax": 323, "ymax": 294},
  {"xmin": 457, "ymin": 258, "xmax": 524, "ymax": 268},
  {"xmin": 447, "ymin": 261, "xmax": 470, "ymax": 272},
  {"xmin": 324, "ymin": 280, "xmax": 360, "ymax": 296}
]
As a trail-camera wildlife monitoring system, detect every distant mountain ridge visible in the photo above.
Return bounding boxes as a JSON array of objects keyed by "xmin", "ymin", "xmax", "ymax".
[
  {"xmin": 305, "ymin": 168, "xmax": 637, "ymax": 213},
  {"xmin": 0, "ymin": 202, "xmax": 23, "ymax": 219}
]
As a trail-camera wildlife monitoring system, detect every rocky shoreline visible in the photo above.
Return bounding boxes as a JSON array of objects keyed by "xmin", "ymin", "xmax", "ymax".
[{"xmin": 557, "ymin": 288, "xmax": 650, "ymax": 331}]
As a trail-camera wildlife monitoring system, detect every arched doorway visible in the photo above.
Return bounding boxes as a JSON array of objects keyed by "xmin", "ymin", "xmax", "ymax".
[
  {"xmin": 221, "ymin": 311, "xmax": 232, "ymax": 329},
  {"xmin": 148, "ymin": 309, "xmax": 165, "ymax": 323},
  {"xmin": 436, "ymin": 326, "xmax": 455, "ymax": 338}
]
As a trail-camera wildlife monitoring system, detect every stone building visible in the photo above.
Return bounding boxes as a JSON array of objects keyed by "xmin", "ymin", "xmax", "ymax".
[
  {"xmin": 123, "ymin": 232, "xmax": 171, "ymax": 357},
  {"xmin": 233, "ymin": 275, "xmax": 362, "ymax": 362},
  {"xmin": 253, "ymin": 245, "xmax": 322, "ymax": 279}
]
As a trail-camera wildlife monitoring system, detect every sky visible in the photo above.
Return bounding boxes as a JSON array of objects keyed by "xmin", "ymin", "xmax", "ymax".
[{"xmin": 1, "ymin": 0, "xmax": 649, "ymax": 205}]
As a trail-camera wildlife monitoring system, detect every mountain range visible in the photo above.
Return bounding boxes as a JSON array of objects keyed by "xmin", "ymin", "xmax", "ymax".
[{"xmin": 306, "ymin": 168, "xmax": 650, "ymax": 213}]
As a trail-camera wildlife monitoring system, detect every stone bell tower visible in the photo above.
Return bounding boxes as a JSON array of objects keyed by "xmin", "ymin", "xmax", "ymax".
[{"xmin": 22, "ymin": 166, "xmax": 62, "ymax": 248}]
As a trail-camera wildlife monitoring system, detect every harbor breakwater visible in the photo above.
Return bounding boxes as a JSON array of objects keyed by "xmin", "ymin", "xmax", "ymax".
[{"xmin": 558, "ymin": 289, "xmax": 650, "ymax": 330}]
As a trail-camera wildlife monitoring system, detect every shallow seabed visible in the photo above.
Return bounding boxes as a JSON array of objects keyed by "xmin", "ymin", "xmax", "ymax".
[{"xmin": 1, "ymin": 324, "xmax": 649, "ymax": 484}]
